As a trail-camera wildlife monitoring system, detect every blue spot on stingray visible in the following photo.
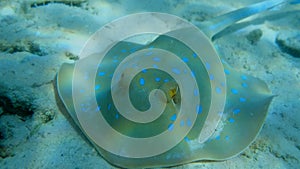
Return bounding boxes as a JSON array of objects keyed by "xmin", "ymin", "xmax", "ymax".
[
  {"xmin": 182, "ymin": 57, "xmax": 189, "ymax": 62},
  {"xmin": 96, "ymin": 106, "xmax": 101, "ymax": 111},
  {"xmin": 95, "ymin": 85, "xmax": 100, "ymax": 90},
  {"xmin": 225, "ymin": 136, "xmax": 230, "ymax": 141},
  {"xmin": 153, "ymin": 64, "xmax": 158, "ymax": 68},
  {"xmin": 115, "ymin": 113, "xmax": 119, "ymax": 119},
  {"xmin": 121, "ymin": 49, "xmax": 127, "ymax": 53},
  {"xmin": 218, "ymin": 111, "xmax": 223, "ymax": 117},
  {"xmin": 149, "ymin": 46, "xmax": 154, "ymax": 50},
  {"xmin": 80, "ymin": 89, "xmax": 85, "ymax": 93},
  {"xmin": 193, "ymin": 53, "xmax": 197, "ymax": 58},
  {"xmin": 164, "ymin": 79, "xmax": 169, "ymax": 83},
  {"xmin": 184, "ymin": 137, "xmax": 190, "ymax": 142},
  {"xmin": 215, "ymin": 135, "xmax": 221, "ymax": 140},
  {"xmin": 241, "ymin": 75, "xmax": 247, "ymax": 80},
  {"xmin": 180, "ymin": 120, "xmax": 185, "ymax": 126},
  {"xmin": 233, "ymin": 108, "xmax": 241, "ymax": 115},
  {"xmin": 231, "ymin": 88, "xmax": 238, "ymax": 94},
  {"xmin": 145, "ymin": 51, "xmax": 153, "ymax": 56},
  {"xmin": 170, "ymin": 114, "xmax": 177, "ymax": 121},
  {"xmin": 205, "ymin": 62, "xmax": 211, "ymax": 70},
  {"xmin": 155, "ymin": 77, "xmax": 161, "ymax": 82},
  {"xmin": 80, "ymin": 104, "xmax": 87, "ymax": 111},
  {"xmin": 142, "ymin": 69, "xmax": 147, "ymax": 73},
  {"xmin": 197, "ymin": 105, "xmax": 203, "ymax": 114},
  {"xmin": 216, "ymin": 87, "xmax": 222, "ymax": 94},
  {"xmin": 191, "ymin": 71, "xmax": 195, "ymax": 78},
  {"xmin": 81, "ymin": 107, "xmax": 87, "ymax": 112},
  {"xmin": 194, "ymin": 89, "xmax": 199, "ymax": 96},
  {"xmin": 168, "ymin": 123, "xmax": 174, "ymax": 131},
  {"xmin": 210, "ymin": 74, "xmax": 214, "ymax": 80},
  {"xmin": 113, "ymin": 59, "xmax": 118, "ymax": 63},
  {"xmin": 186, "ymin": 118, "xmax": 192, "ymax": 127},
  {"xmin": 242, "ymin": 82, "xmax": 248, "ymax": 88},
  {"xmin": 98, "ymin": 72, "xmax": 105, "ymax": 76},
  {"xmin": 172, "ymin": 68, "xmax": 181, "ymax": 75},
  {"xmin": 140, "ymin": 78, "xmax": 145, "ymax": 86},
  {"xmin": 108, "ymin": 104, "xmax": 112, "ymax": 111},
  {"xmin": 153, "ymin": 57, "xmax": 160, "ymax": 62},
  {"xmin": 224, "ymin": 69, "xmax": 230, "ymax": 75},
  {"xmin": 239, "ymin": 97, "xmax": 246, "ymax": 102},
  {"xmin": 229, "ymin": 118, "xmax": 235, "ymax": 123}
]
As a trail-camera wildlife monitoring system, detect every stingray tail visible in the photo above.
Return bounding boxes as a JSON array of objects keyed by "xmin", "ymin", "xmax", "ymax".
[{"xmin": 197, "ymin": 0, "xmax": 294, "ymax": 40}]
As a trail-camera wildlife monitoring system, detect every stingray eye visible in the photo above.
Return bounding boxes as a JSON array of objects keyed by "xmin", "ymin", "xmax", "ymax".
[{"xmin": 169, "ymin": 87, "xmax": 177, "ymax": 98}]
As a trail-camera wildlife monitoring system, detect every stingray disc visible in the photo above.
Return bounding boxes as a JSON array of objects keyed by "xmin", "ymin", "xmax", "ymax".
[{"xmin": 56, "ymin": 13, "xmax": 273, "ymax": 168}]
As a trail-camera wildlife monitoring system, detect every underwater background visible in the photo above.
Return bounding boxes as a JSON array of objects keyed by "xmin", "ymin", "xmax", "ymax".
[{"xmin": 0, "ymin": 0, "xmax": 299, "ymax": 168}]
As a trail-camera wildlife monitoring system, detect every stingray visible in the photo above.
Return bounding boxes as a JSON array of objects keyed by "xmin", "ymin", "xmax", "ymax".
[{"xmin": 55, "ymin": 0, "xmax": 298, "ymax": 168}]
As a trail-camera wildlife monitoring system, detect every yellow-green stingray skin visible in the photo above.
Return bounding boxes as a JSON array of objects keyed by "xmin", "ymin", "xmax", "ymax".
[{"xmin": 56, "ymin": 35, "xmax": 273, "ymax": 168}]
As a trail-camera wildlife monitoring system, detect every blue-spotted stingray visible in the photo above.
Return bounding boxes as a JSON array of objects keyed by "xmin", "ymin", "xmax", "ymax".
[{"xmin": 55, "ymin": 0, "xmax": 299, "ymax": 168}]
